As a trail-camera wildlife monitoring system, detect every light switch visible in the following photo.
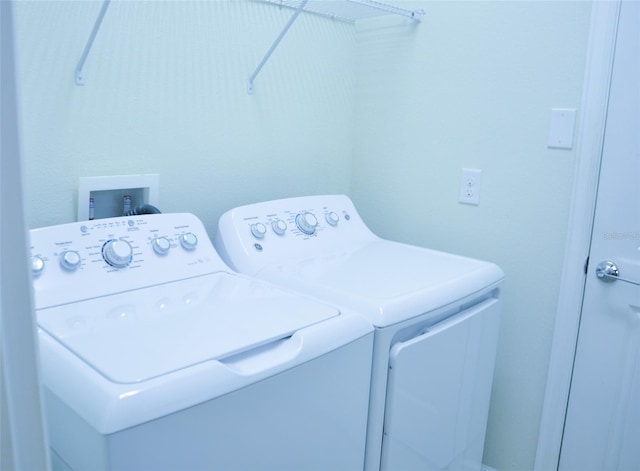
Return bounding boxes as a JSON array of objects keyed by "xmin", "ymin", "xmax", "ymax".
[{"xmin": 548, "ymin": 108, "xmax": 577, "ymax": 149}]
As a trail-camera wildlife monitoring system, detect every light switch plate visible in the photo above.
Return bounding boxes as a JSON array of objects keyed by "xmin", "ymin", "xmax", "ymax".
[{"xmin": 548, "ymin": 108, "xmax": 577, "ymax": 149}]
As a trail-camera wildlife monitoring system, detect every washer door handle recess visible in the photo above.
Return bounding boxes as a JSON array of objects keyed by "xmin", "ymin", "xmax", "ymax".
[{"xmin": 596, "ymin": 260, "xmax": 640, "ymax": 286}]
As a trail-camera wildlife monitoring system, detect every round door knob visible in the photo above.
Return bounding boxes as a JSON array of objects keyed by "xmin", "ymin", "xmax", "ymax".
[
  {"xmin": 31, "ymin": 256, "xmax": 45, "ymax": 276},
  {"xmin": 295, "ymin": 212, "xmax": 318, "ymax": 235},
  {"xmin": 151, "ymin": 237, "xmax": 171, "ymax": 255},
  {"xmin": 271, "ymin": 219, "xmax": 287, "ymax": 236},
  {"xmin": 102, "ymin": 239, "xmax": 133, "ymax": 268},
  {"xmin": 179, "ymin": 232, "xmax": 198, "ymax": 250},
  {"xmin": 60, "ymin": 250, "xmax": 82, "ymax": 271},
  {"xmin": 325, "ymin": 212, "xmax": 339, "ymax": 226},
  {"xmin": 596, "ymin": 260, "xmax": 619, "ymax": 282},
  {"xmin": 596, "ymin": 260, "xmax": 640, "ymax": 286},
  {"xmin": 250, "ymin": 223, "xmax": 267, "ymax": 239}
]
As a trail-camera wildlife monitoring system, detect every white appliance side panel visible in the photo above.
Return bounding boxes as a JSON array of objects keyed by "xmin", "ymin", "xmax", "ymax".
[
  {"xmin": 39, "ymin": 309, "xmax": 372, "ymax": 435},
  {"xmin": 53, "ymin": 335, "xmax": 373, "ymax": 471},
  {"xmin": 381, "ymin": 298, "xmax": 500, "ymax": 471}
]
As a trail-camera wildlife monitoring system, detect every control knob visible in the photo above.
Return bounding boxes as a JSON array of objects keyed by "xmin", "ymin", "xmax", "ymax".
[
  {"xmin": 179, "ymin": 232, "xmax": 198, "ymax": 250},
  {"xmin": 271, "ymin": 219, "xmax": 287, "ymax": 236},
  {"xmin": 250, "ymin": 223, "xmax": 267, "ymax": 239},
  {"xmin": 325, "ymin": 212, "xmax": 339, "ymax": 226},
  {"xmin": 31, "ymin": 256, "xmax": 45, "ymax": 276},
  {"xmin": 60, "ymin": 250, "xmax": 82, "ymax": 271},
  {"xmin": 295, "ymin": 212, "xmax": 318, "ymax": 235},
  {"xmin": 102, "ymin": 239, "xmax": 133, "ymax": 268},
  {"xmin": 151, "ymin": 237, "xmax": 171, "ymax": 255}
]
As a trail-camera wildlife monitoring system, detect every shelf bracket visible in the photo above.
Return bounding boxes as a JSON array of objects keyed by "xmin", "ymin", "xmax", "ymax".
[
  {"xmin": 247, "ymin": 0, "xmax": 309, "ymax": 94},
  {"xmin": 75, "ymin": 0, "xmax": 111, "ymax": 86},
  {"xmin": 349, "ymin": 0, "xmax": 425, "ymax": 21}
]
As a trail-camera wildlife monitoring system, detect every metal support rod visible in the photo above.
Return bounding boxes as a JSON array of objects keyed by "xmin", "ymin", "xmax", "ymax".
[
  {"xmin": 347, "ymin": 0, "xmax": 425, "ymax": 21},
  {"xmin": 75, "ymin": 0, "xmax": 111, "ymax": 86},
  {"xmin": 247, "ymin": 0, "xmax": 309, "ymax": 94}
]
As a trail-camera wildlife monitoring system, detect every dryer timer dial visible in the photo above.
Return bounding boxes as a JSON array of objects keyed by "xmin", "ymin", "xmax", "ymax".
[{"xmin": 295, "ymin": 212, "xmax": 319, "ymax": 235}]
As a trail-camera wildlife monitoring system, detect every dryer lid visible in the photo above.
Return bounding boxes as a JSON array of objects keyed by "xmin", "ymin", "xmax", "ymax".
[
  {"xmin": 270, "ymin": 240, "xmax": 504, "ymax": 327},
  {"xmin": 37, "ymin": 273, "xmax": 339, "ymax": 384}
]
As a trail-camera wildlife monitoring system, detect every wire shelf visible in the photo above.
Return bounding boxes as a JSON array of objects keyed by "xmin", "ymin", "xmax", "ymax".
[
  {"xmin": 248, "ymin": 0, "xmax": 424, "ymax": 93},
  {"xmin": 257, "ymin": 0, "xmax": 425, "ymax": 23}
]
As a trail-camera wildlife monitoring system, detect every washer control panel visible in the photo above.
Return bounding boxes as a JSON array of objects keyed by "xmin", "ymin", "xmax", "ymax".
[
  {"xmin": 30, "ymin": 213, "xmax": 222, "ymax": 309},
  {"xmin": 215, "ymin": 195, "xmax": 378, "ymax": 273}
]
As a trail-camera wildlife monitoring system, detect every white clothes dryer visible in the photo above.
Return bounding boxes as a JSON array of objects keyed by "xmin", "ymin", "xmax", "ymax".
[
  {"xmin": 215, "ymin": 195, "xmax": 504, "ymax": 471},
  {"xmin": 30, "ymin": 212, "xmax": 373, "ymax": 471}
]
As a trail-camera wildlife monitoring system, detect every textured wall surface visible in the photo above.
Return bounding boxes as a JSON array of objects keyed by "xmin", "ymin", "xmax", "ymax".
[
  {"xmin": 351, "ymin": 2, "xmax": 592, "ymax": 469},
  {"xmin": 13, "ymin": 1, "xmax": 594, "ymax": 470},
  {"xmin": 14, "ymin": 0, "xmax": 356, "ymax": 235}
]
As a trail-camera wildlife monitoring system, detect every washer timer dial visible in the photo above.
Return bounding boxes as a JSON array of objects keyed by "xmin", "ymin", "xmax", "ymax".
[{"xmin": 102, "ymin": 239, "xmax": 133, "ymax": 268}]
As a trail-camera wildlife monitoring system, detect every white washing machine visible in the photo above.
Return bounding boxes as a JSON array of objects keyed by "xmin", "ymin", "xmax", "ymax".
[
  {"xmin": 215, "ymin": 195, "xmax": 504, "ymax": 471},
  {"xmin": 30, "ymin": 212, "xmax": 374, "ymax": 471}
]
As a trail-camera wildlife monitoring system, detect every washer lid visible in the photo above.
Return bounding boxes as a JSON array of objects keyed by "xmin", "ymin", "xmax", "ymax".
[
  {"xmin": 270, "ymin": 240, "xmax": 504, "ymax": 327},
  {"xmin": 37, "ymin": 273, "xmax": 339, "ymax": 384}
]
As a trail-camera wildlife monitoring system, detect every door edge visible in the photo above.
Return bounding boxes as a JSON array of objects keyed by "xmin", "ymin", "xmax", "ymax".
[{"xmin": 534, "ymin": 2, "xmax": 621, "ymax": 470}]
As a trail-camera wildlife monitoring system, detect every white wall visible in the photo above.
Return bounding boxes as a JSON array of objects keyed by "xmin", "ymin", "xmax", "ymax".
[
  {"xmin": 352, "ymin": 1, "xmax": 592, "ymax": 470},
  {"xmin": 13, "ymin": 0, "xmax": 357, "ymax": 235},
  {"xmin": 13, "ymin": 1, "xmax": 594, "ymax": 470}
]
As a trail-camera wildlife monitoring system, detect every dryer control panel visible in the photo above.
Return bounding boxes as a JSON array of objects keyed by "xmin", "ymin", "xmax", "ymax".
[
  {"xmin": 215, "ymin": 195, "xmax": 379, "ymax": 275},
  {"xmin": 30, "ymin": 213, "xmax": 223, "ymax": 309}
]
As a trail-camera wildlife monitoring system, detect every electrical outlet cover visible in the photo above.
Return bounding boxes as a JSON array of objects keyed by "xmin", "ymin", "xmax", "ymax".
[{"xmin": 459, "ymin": 168, "xmax": 481, "ymax": 205}]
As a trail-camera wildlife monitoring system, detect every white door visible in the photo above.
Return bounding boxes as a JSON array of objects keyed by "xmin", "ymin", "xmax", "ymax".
[
  {"xmin": 559, "ymin": 2, "xmax": 640, "ymax": 469},
  {"xmin": 381, "ymin": 299, "xmax": 500, "ymax": 471}
]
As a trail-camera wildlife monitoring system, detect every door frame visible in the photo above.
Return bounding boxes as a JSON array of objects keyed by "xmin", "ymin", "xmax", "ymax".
[
  {"xmin": 534, "ymin": 1, "xmax": 622, "ymax": 469},
  {"xmin": 1, "ymin": 1, "xmax": 51, "ymax": 469}
]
